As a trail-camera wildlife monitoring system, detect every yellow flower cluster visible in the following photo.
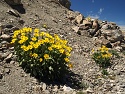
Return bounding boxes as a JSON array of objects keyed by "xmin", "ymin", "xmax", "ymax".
[
  {"xmin": 99, "ymin": 45, "xmax": 112, "ymax": 58},
  {"xmin": 11, "ymin": 27, "xmax": 72, "ymax": 67}
]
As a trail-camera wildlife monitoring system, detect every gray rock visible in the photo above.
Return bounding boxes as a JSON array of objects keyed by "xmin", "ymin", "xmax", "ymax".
[
  {"xmin": 7, "ymin": 9, "xmax": 20, "ymax": 17},
  {"xmin": 72, "ymin": 26, "xmax": 79, "ymax": 32},
  {"xmin": 102, "ymin": 30, "xmax": 124, "ymax": 42},
  {"xmin": 79, "ymin": 24, "xmax": 89, "ymax": 30},
  {"xmin": 0, "ymin": 34, "xmax": 11, "ymax": 41},
  {"xmin": 75, "ymin": 14, "xmax": 83, "ymax": 24},
  {"xmin": 42, "ymin": 83, "xmax": 47, "ymax": 91},
  {"xmin": 0, "ymin": 71, "xmax": 3, "ymax": 79},
  {"xmin": 86, "ymin": 87, "xmax": 94, "ymax": 93},
  {"xmin": 108, "ymin": 30, "xmax": 124, "ymax": 42},
  {"xmin": 4, "ymin": 68, "xmax": 10, "ymax": 74},
  {"xmin": 66, "ymin": 11, "xmax": 80, "ymax": 21},
  {"xmin": 52, "ymin": 85, "xmax": 58, "ymax": 92},
  {"xmin": 62, "ymin": 85, "xmax": 73, "ymax": 92},
  {"xmin": 4, "ymin": 53, "xmax": 13, "ymax": 63},
  {"xmin": 58, "ymin": 0, "xmax": 71, "ymax": 9},
  {"xmin": 10, "ymin": 61, "xmax": 15, "ymax": 64},
  {"xmin": 82, "ymin": 20, "xmax": 92, "ymax": 26},
  {"xmin": 101, "ymin": 24, "xmax": 110, "ymax": 30},
  {"xmin": 0, "ymin": 52, "xmax": 9, "ymax": 59},
  {"xmin": 40, "ymin": 28, "xmax": 47, "ymax": 32}
]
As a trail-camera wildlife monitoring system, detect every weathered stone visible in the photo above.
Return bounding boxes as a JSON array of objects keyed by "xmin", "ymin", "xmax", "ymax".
[
  {"xmin": 101, "ymin": 24, "xmax": 110, "ymax": 30},
  {"xmin": 86, "ymin": 87, "xmax": 94, "ymax": 93},
  {"xmin": 0, "ymin": 70, "xmax": 3, "ymax": 79},
  {"xmin": 58, "ymin": 0, "xmax": 71, "ymax": 9},
  {"xmin": 67, "ymin": 11, "xmax": 76, "ymax": 20},
  {"xmin": 82, "ymin": 20, "xmax": 92, "ymax": 26},
  {"xmin": 7, "ymin": 43, "xmax": 14, "ymax": 48},
  {"xmin": 40, "ymin": 28, "xmax": 47, "ymax": 32},
  {"xmin": 72, "ymin": 26, "xmax": 79, "ymax": 32},
  {"xmin": 114, "ymin": 46, "xmax": 122, "ymax": 52},
  {"xmin": 101, "ymin": 30, "xmax": 124, "ymax": 42},
  {"xmin": 52, "ymin": 85, "xmax": 58, "ymax": 92},
  {"xmin": 111, "ymin": 41, "xmax": 121, "ymax": 48},
  {"xmin": 121, "ymin": 43, "xmax": 125, "ymax": 50},
  {"xmin": 4, "ymin": 53, "xmax": 13, "ymax": 63},
  {"xmin": 75, "ymin": 14, "xmax": 83, "ymax": 24},
  {"xmin": 92, "ymin": 20, "xmax": 99, "ymax": 29},
  {"xmin": 5, "ymin": 68, "xmax": 10, "ymax": 74},
  {"xmin": 108, "ymin": 30, "xmax": 124, "ymax": 42},
  {"xmin": 7, "ymin": 9, "xmax": 20, "ymax": 17},
  {"xmin": 79, "ymin": 24, "xmax": 89, "ymax": 30},
  {"xmin": 41, "ymin": 83, "xmax": 46, "ymax": 91},
  {"xmin": 99, "ymin": 36, "xmax": 111, "ymax": 47},
  {"xmin": 93, "ymin": 30, "xmax": 101, "ymax": 37},
  {"xmin": 10, "ymin": 61, "xmax": 15, "ymax": 64},
  {"xmin": 63, "ymin": 85, "xmax": 73, "ymax": 92},
  {"xmin": 0, "ymin": 52, "xmax": 9, "ymax": 59},
  {"xmin": 0, "ymin": 34, "xmax": 11, "ymax": 40}
]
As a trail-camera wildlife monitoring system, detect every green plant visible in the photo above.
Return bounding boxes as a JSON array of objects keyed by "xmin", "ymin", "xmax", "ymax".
[
  {"xmin": 78, "ymin": 81, "xmax": 89, "ymax": 89},
  {"xmin": 92, "ymin": 45, "xmax": 112, "ymax": 68},
  {"xmin": 11, "ymin": 27, "xmax": 72, "ymax": 80},
  {"xmin": 76, "ymin": 91, "xmax": 85, "ymax": 94},
  {"xmin": 109, "ymin": 50, "xmax": 120, "ymax": 58},
  {"xmin": 101, "ymin": 69, "xmax": 109, "ymax": 75},
  {"xmin": 122, "ymin": 51, "xmax": 125, "ymax": 55}
]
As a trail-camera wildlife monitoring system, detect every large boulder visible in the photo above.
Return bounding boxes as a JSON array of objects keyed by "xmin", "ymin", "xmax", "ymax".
[
  {"xmin": 5, "ymin": 0, "xmax": 21, "ymax": 5},
  {"xmin": 66, "ymin": 11, "xmax": 80, "ymax": 21},
  {"xmin": 58, "ymin": 0, "xmax": 71, "ymax": 9},
  {"xmin": 82, "ymin": 19, "xmax": 92, "ymax": 26},
  {"xmin": 74, "ymin": 14, "xmax": 84, "ymax": 25},
  {"xmin": 102, "ymin": 29, "xmax": 124, "ymax": 42}
]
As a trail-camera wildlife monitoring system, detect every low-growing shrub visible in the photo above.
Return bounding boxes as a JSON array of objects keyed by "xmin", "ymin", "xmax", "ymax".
[
  {"xmin": 11, "ymin": 27, "xmax": 72, "ymax": 80},
  {"xmin": 92, "ymin": 45, "xmax": 112, "ymax": 68},
  {"xmin": 109, "ymin": 50, "xmax": 120, "ymax": 58}
]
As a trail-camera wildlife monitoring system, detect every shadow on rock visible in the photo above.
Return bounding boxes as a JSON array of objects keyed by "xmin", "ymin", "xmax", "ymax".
[
  {"xmin": 36, "ymin": 70, "xmax": 84, "ymax": 90},
  {"xmin": 9, "ymin": 4, "xmax": 26, "ymax": 14}
]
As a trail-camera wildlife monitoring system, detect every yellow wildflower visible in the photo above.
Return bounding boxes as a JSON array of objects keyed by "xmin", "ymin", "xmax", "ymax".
[
  {"xmin": 27, "ymin": 45, "xmax": 33, "ymax": 50},
  {"xmin": 43, "ymin": 24, "xmax": 47, "ymax": 28},
  {"xmin": 38, "ymin": 39, "xmax": 44, "ymax": 44},
  {"xmin": 92, "ymin": 48, "xmax": 94, "ymax": 53},
  {"xmin": 65, "ymin": 52, "xmax": 71, "ymax": 57},
  {"xmin": 40, "ymin": 32, "xmax": 45, "ymax": 36},
  {"xmin": 49, "ymin": 39, "xmax": 54, "ymax": 43},
  {"xmin": 48, "ymin": 47, "xmax": 52, "ymax": 51},
  {"xmin": 66, "ymin": 47, "xmax": 72, "ymax": 52},
  {"xmin": 23, "ymin": 47, "xmax": 29, "ymax": 51},
  {"xmin": 59, "ymin": 49, "xmax": 64, "ymax": 53},
  {"xmin": 68, "ymin": 63, "xmax": 73, "ymax": 68},
  {"xmin": 32, "ymin": 37, "xmax": 37, "ymax": 41},
  {"xmin": 18, "ymin": 40, "xmax": 24, "ymax": 44},
  {"xmin": 33, "ymin": 43, "xmax": 39, "ymax": 49},
  {"xmin": 29, "ymin": 41, "xmax": 34, "ymax": 45},
  {"xmin": 11, "ymin": 39, "xmax": 17, "ymax": 44},
  {"xmin": 34, "ymin": 28, "xmax": 39, "ymax": 33},
  {"xmin": 64, "ymin": 57, "xmax": 69, "ymax": 62},
  {"xmin": 44, "ymin": 38, "xmax": 49, "ymax": 43},
  {"xmin": 39, "ymin": 58, "xmax": 43, "ymax": 62},
  {"xmin": 34, "ymin": 33, "xmax": 39, "ymax": 37},
  {"xmin": 63, "ymin": 40, "xmax": 68, "ymax": 44},
  {"xmin": 44, "ymin": 54, "xmax": 49, "ymax": 59},
  {"xmin": 32, "ymin": 53, "xmax": 38, "ymax": 58}
]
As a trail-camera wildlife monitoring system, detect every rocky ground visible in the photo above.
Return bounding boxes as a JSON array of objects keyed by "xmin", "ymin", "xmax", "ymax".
[{"xmin": 0, "ymin": 0, "xmax": 125, "ymax": 94}]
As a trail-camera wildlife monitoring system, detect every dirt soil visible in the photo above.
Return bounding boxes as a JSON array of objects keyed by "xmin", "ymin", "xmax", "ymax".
[{"xmin": 0, "ymin": 0, "xmax": 125, "ymax": 94}]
